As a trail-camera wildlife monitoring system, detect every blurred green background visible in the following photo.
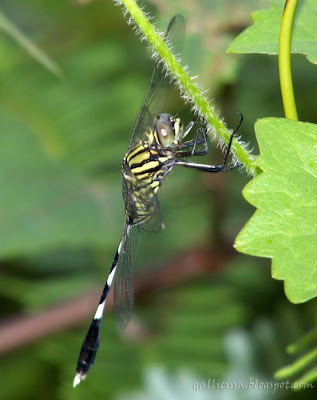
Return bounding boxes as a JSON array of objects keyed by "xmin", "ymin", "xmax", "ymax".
[{"xmin": 0, "ymin": 1, "xmax": 316, "ymax": 399}]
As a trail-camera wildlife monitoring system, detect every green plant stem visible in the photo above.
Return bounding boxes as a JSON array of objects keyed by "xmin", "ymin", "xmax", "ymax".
[
  {"xmin": 274, "ymin": 348, "xmax": 317, "ymax": 379},
  {"xmin": 0, "ymin": 9, "xmax": 62, "ymax": 78},
  {"xmin": 287, "ymin": 327, "xmax": 317, "ymax": 355},
  {"xmin": 116, "ymin": 0, "xmax": 259, "ymax": 176},
  {"xmin": 292, "ymin": 367, "xmax": 317, "ymax": 391},
  {"xmin": 278, "ymin": 0, "xmax": 298, "ymax": 120}
]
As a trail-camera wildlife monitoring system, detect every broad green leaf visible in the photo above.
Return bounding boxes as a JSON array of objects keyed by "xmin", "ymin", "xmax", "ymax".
[
  {"xmin": 228, "ymin": 0, "xmax": 317, "ymax": 64},
  {"xmin": 0, "ymin": 9, "xmax": 62, "ymax": 77},
  {"xmin": 235, "ymin": 118, "xmax": 317, "ymax": 303}
]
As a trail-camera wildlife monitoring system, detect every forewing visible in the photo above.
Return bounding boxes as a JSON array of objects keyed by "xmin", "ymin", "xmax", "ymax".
[
  {"xmin": 129, "ymin": 15, "xmax": 185, "ymax": 149},
  {"xmin": 140, "ymin": 194, "xmax": 164, "ymax": 232},
  {"xmin": 122, "ymin": 164, "xmax": 164, "ymax": 232},
  {"xmin": 114, "ymin": 224, "xmax": 141, "ymax": 329}
]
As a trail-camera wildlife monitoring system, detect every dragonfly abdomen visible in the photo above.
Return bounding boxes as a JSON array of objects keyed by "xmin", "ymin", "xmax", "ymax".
[{"xmin": 73, "ymin": 241, "xmax": 122, "ymax": 387}]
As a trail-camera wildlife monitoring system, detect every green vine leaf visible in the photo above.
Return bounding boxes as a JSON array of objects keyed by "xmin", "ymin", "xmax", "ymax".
[
  {"xmin": 228, "ymin": 0, "xmax": 317, "ymax": 65},
  {"xmin": 235, "ymin": 118, "xmax": 317, "ymax": 303}
]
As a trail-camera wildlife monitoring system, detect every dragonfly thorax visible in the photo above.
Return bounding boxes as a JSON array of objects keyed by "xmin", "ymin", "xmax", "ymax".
[{"xmin": 154, "ymin": 113, "xmax": 183, "ymax": 147}]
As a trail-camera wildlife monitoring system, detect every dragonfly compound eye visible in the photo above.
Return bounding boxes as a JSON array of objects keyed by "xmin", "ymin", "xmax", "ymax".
[{"xmin": 155, "ymin": 114, "xmax": 175, "ymax": 147}]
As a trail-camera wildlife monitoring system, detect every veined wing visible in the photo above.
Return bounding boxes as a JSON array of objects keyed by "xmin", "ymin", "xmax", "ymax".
[
  {"xmin": 122, "ymin": 164, "xmax": 165, "ymax": 232},
  {"xmin": 113, "ymin": 222, "xmax": 141, "ymax": 329},
  {"xmin": 114, "ymin": 193, "xmax": 164, "ymax": 329},
  {"xmin": 128, "ymin": 15, "xmax": 185, "ymax": 150}
]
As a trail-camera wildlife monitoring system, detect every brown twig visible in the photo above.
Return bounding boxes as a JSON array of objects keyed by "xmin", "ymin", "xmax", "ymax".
[{"xmin": 0, "ymin": 242, "xmax": 234, "ymax": 356}]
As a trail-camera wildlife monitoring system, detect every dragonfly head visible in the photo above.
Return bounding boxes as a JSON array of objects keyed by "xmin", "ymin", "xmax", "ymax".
[{"xmin": 154, "ymin": 113, "xmax": 183, "ymax": 147}]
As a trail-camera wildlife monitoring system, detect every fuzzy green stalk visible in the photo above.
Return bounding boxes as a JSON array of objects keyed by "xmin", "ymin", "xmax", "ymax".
[
  {"xmin": 116, "ymin": 0, "xmax": 259, "ymax": 176},
  {"xmin": 292, "ymin": 367, "xmax": 317, "ymax": 391},
  {"xmin": 287, "ymin": 327, "xmax": 317, "ymax": 355},
  {"xmin": 278, "ymin": 0, "xmax": 298, "ymax": 120},
  {"xmin": 274, "ymin": 348, "xmax": 317, "ymax": 380}
]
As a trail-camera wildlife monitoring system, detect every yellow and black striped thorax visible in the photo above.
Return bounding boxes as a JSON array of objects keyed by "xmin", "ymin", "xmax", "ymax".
[
  {"xmin": 122, "ymin": 133, "xmax": 174, "ymax": 224},
  {"xmin": 123, "ymin": 137, "xmax": 173, "ymax": 194}
]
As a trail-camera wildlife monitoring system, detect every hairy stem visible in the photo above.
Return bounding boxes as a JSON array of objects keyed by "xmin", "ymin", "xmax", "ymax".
[{"xmin": 116, "ymin": 0, "xmax": 259, "ymax": 176}]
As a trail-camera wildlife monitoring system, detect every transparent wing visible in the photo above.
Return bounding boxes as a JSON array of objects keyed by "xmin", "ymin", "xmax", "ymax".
[
  {"xmin": 128, "ymin": 15, "xmax": 185, "ymax": 150},
  {"xmin": 113, "ymin": 223, "xmax": 141, "ymax": 329},
  {"xmin": 122, "ymin": 166, "xmax": 164, "ymax": 232},
  {"xmin": 140, "ymin": 194, "xmax": 164, "ymax": 232}
]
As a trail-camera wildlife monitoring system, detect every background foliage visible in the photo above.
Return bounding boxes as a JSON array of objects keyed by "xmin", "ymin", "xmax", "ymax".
[{"xmin": 0, "ymin": 0, "xmax": 316, "ymax": 399}]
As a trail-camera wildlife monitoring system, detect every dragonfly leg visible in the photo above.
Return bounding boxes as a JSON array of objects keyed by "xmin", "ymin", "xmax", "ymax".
[
  {"xmin": 177, "ymin": 112, "xmax": 243, "ymax": 158},
  {"xmin": 181, "ymin": 114, "xmax": 197, "ymax": 139},
  {"xmin": 232, "ymin": 112, "xmax": 244, "ymax": 135},
  {"xmin": 174, "ymin": 148, "xmax": 207, "ymax": 157},
  {"xmin": 174, "ymin": 159, "xmax": 241, "ymax": 172},
  {"xmin": 218, "ymin": 112, "xmax": 243, "ymax": 168},
  {"xmin": 177, "ymin": 135, "xmax": 205, "ymax": 149},
  {"xmin": 174, "ymin": 115, "xmax": 243, "ymax": 172},
  {"xmin": 190, "ymin": 117, "xmax": 208, "ymax": 155},
  {"xmin": 175, "ymin": 117, "xmax": 208, "ymax": 157}
]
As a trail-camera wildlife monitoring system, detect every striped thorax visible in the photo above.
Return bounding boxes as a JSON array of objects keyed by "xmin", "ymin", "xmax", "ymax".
[{"xmin": 122, "ymin": 114, "xmax": 183, "ymax": 225}]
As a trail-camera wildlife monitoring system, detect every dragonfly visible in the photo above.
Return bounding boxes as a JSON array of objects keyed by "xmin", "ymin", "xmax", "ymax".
[{"xmin": 73, "ymin": 15, "xmax": 242, "ymax": 387}]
